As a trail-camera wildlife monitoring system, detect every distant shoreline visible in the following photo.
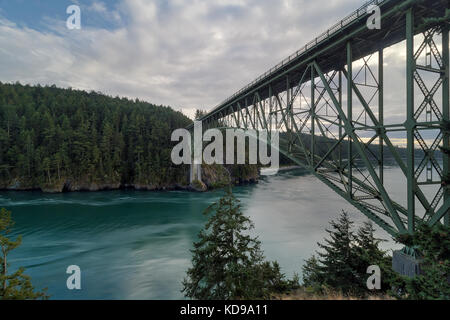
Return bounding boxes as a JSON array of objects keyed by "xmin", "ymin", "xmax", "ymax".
[
  {"xmin": 260, "ymin": 165, "xmax": 302, "ymax": 175},
  {"xmin": 278, "ymin": 165, "xmax": 302, "ymax": 172}
]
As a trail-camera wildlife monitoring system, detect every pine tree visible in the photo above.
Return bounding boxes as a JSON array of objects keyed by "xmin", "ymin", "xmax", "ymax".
[
  {"xmin": 302, "ymin": 212, "xmax": 397, "ymax": 297},
  {"xmin": 182, "ymin": 188, "xmax": 295, "ymax": 300},
  {"xmin": 301, "ymin": 255, "xmax": 322, "ymax": 290},
  {"xmin": 194, "ymin": 109, "xmax": 207, "ymax": 120},
  {"xmin": 315, "ymin": 211, "xmax": 359, "ymax": 294},
  {"xmin": 354, "ymin": 221, "xmax": 396, "ymax": 295},
  {"xmin": 0, "ymin": 208, "xmax": 48, "ymax": 300}
]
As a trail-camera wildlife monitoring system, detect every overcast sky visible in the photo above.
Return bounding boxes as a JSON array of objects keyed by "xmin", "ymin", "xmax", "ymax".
[
  {"xmin": 0, "ymin": 0, "xmax": 443, "ymax": 130},
  {"xmin": 0, "ymin": 0, "xmax": 383, "ymax": 116}
]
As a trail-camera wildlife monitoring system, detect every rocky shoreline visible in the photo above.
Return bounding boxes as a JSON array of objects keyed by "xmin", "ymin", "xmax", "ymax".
[
  {"xmin": 0, "ymin": 164, "xmax": 260, "ymax": 194},
  {"xmin": 0, "ymin": 179, "xmax": 188, "ymax": 194}
]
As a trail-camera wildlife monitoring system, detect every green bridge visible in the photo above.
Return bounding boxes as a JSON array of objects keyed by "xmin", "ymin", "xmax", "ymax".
[{"xmin": 189, "ymin": 0, "xmax": 450, "ymax": 242}]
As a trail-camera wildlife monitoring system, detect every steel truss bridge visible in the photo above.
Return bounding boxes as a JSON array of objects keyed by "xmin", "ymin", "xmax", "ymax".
[{"xmin": 189, "ymin": 0, "xmax": 450, "ymax": 237}]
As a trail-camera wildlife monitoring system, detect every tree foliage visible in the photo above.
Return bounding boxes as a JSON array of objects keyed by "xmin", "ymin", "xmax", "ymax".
[
  {"xmin": 0, "ymin": 208, "xmax": 48, "ymax": 300},
  {"xmin": 194, "ymin": 109, "xmax": 207, "ymax": 120},
  {"xmin": 0, "ymin": 82, "xmax": 191, "ymax": 190},
  {"xmin": 182, "ymin": 188, "xmax": 298, "ymax": 300},
  {"xmin": 302, "ymin": 211, "xmax": 396, "ymax": 297},
  {"xmin": 395, "ymin": 223, "xmax": 450, "ymax": 300}
]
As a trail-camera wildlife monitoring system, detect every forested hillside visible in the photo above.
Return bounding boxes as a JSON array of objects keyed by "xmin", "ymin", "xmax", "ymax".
[{"xmin": 0, "ymin": 82, "xmax": 191, "ymax": 192}]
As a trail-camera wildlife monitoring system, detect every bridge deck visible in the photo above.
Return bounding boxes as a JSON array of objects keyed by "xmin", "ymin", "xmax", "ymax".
[{"xmin": 192, "ymin": 0, "xmax": 447, "ymax": 125}]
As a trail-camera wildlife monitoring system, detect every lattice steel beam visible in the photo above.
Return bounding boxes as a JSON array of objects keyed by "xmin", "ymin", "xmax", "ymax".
[{"xmin": 191, "ymin": 1, "xmax": 450, "ymax": 237}]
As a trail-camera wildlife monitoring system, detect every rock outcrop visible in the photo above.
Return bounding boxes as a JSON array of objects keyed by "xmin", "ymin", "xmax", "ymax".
[{"xmin": 0, "ymin": 164, "xmax": 259, "ymax": 193}]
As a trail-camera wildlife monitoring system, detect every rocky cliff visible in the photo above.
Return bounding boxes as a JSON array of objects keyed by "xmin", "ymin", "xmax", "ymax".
[{"xmin": 0, "ymin": 164, "xmax": 259, "ymax": 193}]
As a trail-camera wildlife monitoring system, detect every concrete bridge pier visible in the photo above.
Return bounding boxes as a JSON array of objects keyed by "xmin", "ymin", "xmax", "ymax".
[
  {"xmin": 189, "ymin": 163, "xmax": 202, "ymax": 184},
  {"xmin": 392, "ymin": 248, "xmax": 422, "ymax": 278}
]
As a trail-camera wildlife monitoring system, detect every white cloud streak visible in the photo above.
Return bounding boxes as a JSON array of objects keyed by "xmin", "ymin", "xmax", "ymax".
[{"xmin": 0, "ymin": 0, "xmax": 420, "ymax": 120}]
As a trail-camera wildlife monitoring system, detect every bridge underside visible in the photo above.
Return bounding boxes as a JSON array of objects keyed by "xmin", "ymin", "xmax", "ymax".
[{"xmin": 193, "ymin": 0, "xmax": 450, "ymax": 237}]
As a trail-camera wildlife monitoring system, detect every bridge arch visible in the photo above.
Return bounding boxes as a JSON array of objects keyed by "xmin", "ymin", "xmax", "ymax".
[{"xmin": 188, "ymin": 0, "xmax": 450, "ymax": 237}]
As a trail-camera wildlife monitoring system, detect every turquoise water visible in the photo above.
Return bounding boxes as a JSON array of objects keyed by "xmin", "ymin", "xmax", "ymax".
[{"xmin": 0, "ymin": 168, "xmax": 407, "ymax": 300}]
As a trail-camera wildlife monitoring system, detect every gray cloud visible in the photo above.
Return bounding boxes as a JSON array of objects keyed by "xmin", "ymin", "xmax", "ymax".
[{"xmin": 0, "ymin": 0, "xmax": 428, "ymax": 121}]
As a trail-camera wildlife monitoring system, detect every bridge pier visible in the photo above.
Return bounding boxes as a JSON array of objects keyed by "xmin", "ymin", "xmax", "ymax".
[
  {"xmin": 189, "ymin": 163, "xmax": 202, "ymax": 184},
  {"xmin": 443, "ymin": 23, "xmax": 450, "ymax": 227},
  {"xmin": 189, "ymin": 119, "xmax": 203, "ymax": 185},
  {"xmin": 392, "ymin": 248, "xmax": 422, "ymax": 278}
]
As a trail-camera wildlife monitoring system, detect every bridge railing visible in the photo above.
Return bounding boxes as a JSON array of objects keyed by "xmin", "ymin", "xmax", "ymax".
[{"xmin": 204, "ymin": 0, "xmax": 388, "ymax": 119}]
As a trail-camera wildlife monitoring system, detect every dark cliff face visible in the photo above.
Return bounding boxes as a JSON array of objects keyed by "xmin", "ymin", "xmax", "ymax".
[
  {"xmin": 0, "ymin": 164, "xmax": 259, "ymax": 193},
  {"xmin": 0, "ymin": 176, "xmax": 188, "ymax": 193},
  {"xmin": 200, "ymin": 164, "xmax": 259, "ymax": 191}
]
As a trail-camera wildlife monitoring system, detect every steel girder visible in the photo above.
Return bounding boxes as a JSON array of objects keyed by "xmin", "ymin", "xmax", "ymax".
[{"xmin": 195, "ymin": 4, "xmax": 450, "ymax": 237}]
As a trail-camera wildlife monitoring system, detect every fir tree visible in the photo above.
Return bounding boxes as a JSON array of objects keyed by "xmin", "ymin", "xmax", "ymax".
[
  {"xmin": 301, "ymin": 255, "xmax": 322, "ymax": 290},
  {"xmin": 0, "ymin": 208, "xmax": 48, "ymax": 300},
  {"xmin": 194, "ymin": 109, "xmax": 207, "ymax": 120},
  {"xmin": 182, "ymin": 188, "xmax": 296, "ymax": 300},
  {"xmin": 354, "ymin": 221, "xmax": 397, "ymax": 295},
  {"xmin": 316, "ymin": 211, "xmax": 359, "ymax": 294},
  {"xmin": 302, "ymin": 212, "xmax": 396, "ymax": 297}
]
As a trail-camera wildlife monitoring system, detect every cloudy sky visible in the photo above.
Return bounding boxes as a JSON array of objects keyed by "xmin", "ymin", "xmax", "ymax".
[
  {"xmin": 0, "ymin": 0, "xmax": 441, "ymax": 130},
  {"xmin": 0, "ymin": 0, "xmax": 392, "ymax": 117}
]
